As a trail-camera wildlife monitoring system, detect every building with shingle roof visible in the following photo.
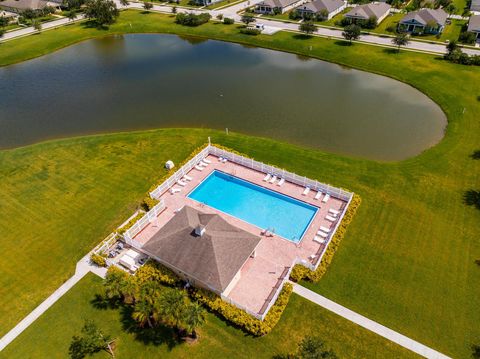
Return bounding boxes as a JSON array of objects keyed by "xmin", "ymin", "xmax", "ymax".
[
  {"xmin": 0, "ymin": 0, "xmax": 59, "ymax": 13},
  {"xmin": 399, "ymin": 8, "xmax": 448, "ymax": 34},
  {"xmin": 255, "ymin": 0, "xmax": 304, "ymax": 14},
  {"xmin": 467, "ymin": 15, "xmax": 480, "ymax": 39},
  {"xmin": 142, "ymin": 206, "xmax": 261, "ymax": 294},
  {"xmin": 295, "ymin": 0, "xmax": 346, "ymax": 20},
  {"xmin": 344, "ymin": 2, "xmax": 391, "ymax": 25}
]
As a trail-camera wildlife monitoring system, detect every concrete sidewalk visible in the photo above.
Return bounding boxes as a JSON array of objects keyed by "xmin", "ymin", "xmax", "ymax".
[
  {"xmin": 292, "ymin": 284, "xmax": 451, "ymax": 359},
  {"xmin": 0, "ymin": 254, "xmax": 107, "ymax": 352}
]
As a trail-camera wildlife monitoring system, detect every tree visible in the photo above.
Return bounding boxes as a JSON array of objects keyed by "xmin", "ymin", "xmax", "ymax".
[
  {"xmin": 296, "ymin": 336, "xmax": 338, "ymax": 359},
  {"xmin": 103, "ymin": 266, "xmax": 129, "ymax": 301},
  {"xmin": 132, "ymin": 298, "xmax": 155, "ymax": 328},
  {"xmin": 0, "ymin": 16, "xmax": 9, "ymax": 28},
  {"xmin": 32, "ymin": 19, "xmax": 42, "ymax": 32},
  {"xmin": 317, "ymin": 8, "xmax": 329, "ymax": 21},
  {"xmin": 342, "ymin": 24, "xmax": 361, "ymax": 44},
  {"xmin": 143, "ymin": 1, "xmax": 153, "ymax": 11},
  {"xmin": 84, "ymin": 0, "xmax": 119, "ymax": 27},
  {"xmin": 155, "ymin": 288, "xmax": 187, "ymax": 329},
  {"xmin": 183, "ymin": 302, "xmax": 206, "ymax": 339},
  {"xmin": 119, "ymin": 0, "xmax": 129, "ymax": 6},
  {"xmin": 392, "ymin": 32, "xmax": 410, "ymax": 52},
  {"xmin": 299, "ymin": 21, "xmax": 316, "ymax": 35},
  {"xmin": 68, "ymin": 10, "xmax": 78, "ymax": 21},
  {"xmin": 241, "ymin": 14, "xmax": 255, "ymax": 26},
  {"xmin": 69, "ymin": 320, "xmax": 115, "ymax": 359}
]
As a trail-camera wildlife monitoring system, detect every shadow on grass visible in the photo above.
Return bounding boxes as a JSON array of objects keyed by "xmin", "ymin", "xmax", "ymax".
[
  {"xmin": 91, "ymin": 293, "xmax": 122, "ymax": 310},
  {"xmin": 334, "ymin": 40, "xmax": 351, "ymax": 47},
  {"xmin": 470, "ymin": 150, "xmax": 480, "ymax": 159},
  {"xmin": 119, "ymin": 305, "xmax": 182, "ymax": 349},
  {"xmin": 81, "ymin": 20, "xmax": 111, "ymax": 31},
  {"xmin": 472, "ymin": 344, "xmax": 480, "ymax": 358},
  {"xmin": 292, "ymin": 34, "xmax": 312, "ymax": 40},
  {"xmin": 463, "ymin": 190, "xmax": 480, "ymax": 210},
  {"xmin": 382, "ymin": 48, "xmax": 400, "ymax": 55}
]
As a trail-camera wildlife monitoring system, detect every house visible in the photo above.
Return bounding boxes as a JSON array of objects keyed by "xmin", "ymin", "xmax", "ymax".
[
  {"xmin": 0, "ymin": 0, "xmax": 59, "ymax": 13},
  {"xmin": 398, "ymin": 8, "xmax": 448, "ymax": 34},
  {"xmin": 471, "ymin": 0, "xmax": 480, "ymax": 14},
  {"xmin": 467, "ymin": 15, "xmax": 480, "ymax": 40},
  {"xmin": 141, "ymin": 206, "xmax": 261, "ymax": 295},
  {"xmin": 344, "ymin": 3, "xmax": 391, "ymax": 25},
  {"xmin": 255, "ymin": 0, "xmax": 303, "ymax": 15},
  {"xmin": 295, "ymin": 0, "xmax": 346, "ymax": 20}
]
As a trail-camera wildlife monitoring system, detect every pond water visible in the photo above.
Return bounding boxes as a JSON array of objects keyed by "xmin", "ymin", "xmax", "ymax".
[{"xmin": 0, "ymin": 34, "xmax": 446, "ymax": 160}]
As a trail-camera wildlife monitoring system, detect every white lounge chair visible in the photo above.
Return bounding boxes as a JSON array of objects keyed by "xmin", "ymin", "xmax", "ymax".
[
  {"xmin": 221, "ymin": 158, "xmax": 228, "ymax": 163},
  {"xmin": 314, "ymin": 191, "xmax": 322, "ymax": 200},
  {"xmin": 203, "ymin": 158, "xmax": 211, "ymax": 164},
  {"xmin": 316, "ymin": 231, "xmax": 328, "ymax": 238},
  {"xmin": 263, "ymin": 173, "xmax": 272, "ymax": 182},
  {"xmin": 218, "ymin": 156, "xmax": 224, "ymax": 162},
  {"xmin": 269, "ymin": 175, "xmax": 277, "ymax": 184},
  {"xmin": 302, "ymin": 187, "xmax": 310, "ymax": 196},
  {"xmin": 177, "ymin": 179, "xmax": 187, "ymax": 186},
  {"xmin": 320, "ymin": 226, "xmax": 331, "ymax": 233},
  {"xmin": 199, "ymin": 160, "xmax": 208, "ymax": 167},
  {"xmin": 313, "ymin": 236, "xmax": 326, "ymax": 244},
  {"xmin": 277, "ymin": 178, "xmax": 285, "ymax": 186},
  {"xmin": 169, "ymin": 187, "xmax": 181, "ymax": 194},
  {"xmin": 328, "ymin": 208, "xmax": 340, "ymax": 216},
  {"xmin": 183, "ymin": 175, "xmax": 193, "ymax": 181},
  {"xmin": 322, "ymin": 193, "xmax": 330, "ymax": 203},
  {"xmin": 194, "ymin": 165, "xmax": 204, "ymax": 171},
  {"xmin": 325, "ymin": 215, "xmax": 337, "ymax": 222}
]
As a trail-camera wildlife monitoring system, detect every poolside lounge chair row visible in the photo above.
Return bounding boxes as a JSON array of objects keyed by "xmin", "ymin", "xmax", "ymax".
[
  {"xmin": 218, "ymin": 156, "xmax": 228, "ymax": 163},
  {"xmin": 302, "ymin": 187, "xmax": 330, "ymax": 203},
  {"xmin": 263, "ymin": 173, "xmax": 285, "ymax": 186}
]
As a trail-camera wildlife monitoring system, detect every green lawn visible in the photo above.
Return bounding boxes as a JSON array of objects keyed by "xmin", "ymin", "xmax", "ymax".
[
  {"xmin": 0, "ymin": 10, "xmax": 479, "ymax": 359},
  {"xmin": 0, "ymin": 273, "xmax": 416, "ymax": 359}
]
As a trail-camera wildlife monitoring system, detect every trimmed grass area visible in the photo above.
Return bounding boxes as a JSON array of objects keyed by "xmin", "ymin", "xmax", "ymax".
[
  {"xmin": 0, "ymin": 10, "xmax": 479, "ymax": 359},
  {"xmin": 0, "ymin": 273, "xmax": 416, "ymax": 359}
]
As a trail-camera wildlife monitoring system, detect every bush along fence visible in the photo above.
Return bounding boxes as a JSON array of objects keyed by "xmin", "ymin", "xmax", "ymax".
[
  {"xmin": 290, "ymin": 194, "xmax": 362, "ymax": 282},
  {"xmin": 192, "ymin": 283, "xmax": 293, "ymax": 336}
]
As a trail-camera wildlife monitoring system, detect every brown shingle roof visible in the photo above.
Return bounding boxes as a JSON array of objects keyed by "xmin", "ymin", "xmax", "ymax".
[
  {"xmin": 345, "ymin": 3, "xmax": 390, "ymax": 20},
  {"xmin": 468, "ymin": 15, "xmax": 480, "ymax": 32},
  {"xmin": 297, "ymin": 0, "xmax": 345, "ymax": 14},
  {"xmin": 400, "ymin": 8, "xmax": 447, "ymax": 27},
  {"xmin": 142, "ymin": 206, "xmax": 261, "ymax": 293}
]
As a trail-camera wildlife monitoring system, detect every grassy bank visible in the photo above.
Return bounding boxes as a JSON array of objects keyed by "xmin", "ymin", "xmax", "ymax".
[
  {"xmin": 0, "ymin": 10, "xmax": 479, "ymax": 358},
  {"xmin": 0, "ymin": 273, "xmax": 415, "ymax": 359}
]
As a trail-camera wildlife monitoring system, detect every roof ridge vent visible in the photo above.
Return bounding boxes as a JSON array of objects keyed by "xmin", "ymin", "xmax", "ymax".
[{"xmin": 195, "ymin": 224, "xmax": 206, "ymax": 237}]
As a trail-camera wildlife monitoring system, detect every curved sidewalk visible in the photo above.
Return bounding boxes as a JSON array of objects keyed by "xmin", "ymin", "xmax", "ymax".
[
  {"xmin": 0, "ymin": 255, "xmax": 106, "ymax": 352},
  {"xmin": 292, "ymin": 284, "xmax": 450, "ymax": 359}
]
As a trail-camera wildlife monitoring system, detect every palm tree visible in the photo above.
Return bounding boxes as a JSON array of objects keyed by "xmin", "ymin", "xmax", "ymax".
[
  {"xmin": 138, "ymin": 280, "xmax": 161, "ymax": 305},
  {"xmin": 104, "ymin": 268, "xmax": 127, "ymax": 300},
  {"xmin": 120, "ymin": 277, "xmax": 138, "ymax": 304},
  {"xmin": 391, "ymin": 32, "xmax": 410, "ymax": 53},
  {"xmin": 132, "ymin": 299, "xmax": 154, "ymax": 328},
  {"xmin": 184, "ymin": 302, "xmax": 206, "ymax": 339},
  {"xmin": 155, "ymin": 288, "xmax": 187, "ymax": 329}
]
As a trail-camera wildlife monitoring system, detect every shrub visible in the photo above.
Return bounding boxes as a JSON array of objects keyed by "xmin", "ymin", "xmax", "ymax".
[
  {"xmin": 117, "ymin": 211, "xmax": 145, "ymax": 234},
  {"xmin": 240, "ymin": 27, "xmax": 261, "ymax": 35},
  {"xmin": 459, "ymin": 31, "xmax": 476, "ymax": 45},
  {"xmin": 175, "ymin": 12, "xmax": 211, "ymax": 26},
  {"xmin": 386, "ymin": 24, "xmax": 396, "ymax": 33},
  {"xmin": 223, "ymin": 17, "xmax": 234, "ymax": 24},
  {"xmin": 289, "ymin": 10, "xmax": 301, "ymax": 20},
  {"xmin": 90, "ymin": 253, "xmax": 107, "ymax": 267},
  {"xmin": 135, "ymin": 260, "xmax": 182, "ymax": 286},
  {"xmin": 192, "ymin": 283, "xmax": 293, "ymax": 336},
  {"xmin": 290, "ymin": 194, "xmax": 362, "ymax": 282}
]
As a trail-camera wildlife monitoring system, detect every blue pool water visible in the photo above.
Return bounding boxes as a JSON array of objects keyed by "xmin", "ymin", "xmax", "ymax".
[{"xmin": 188, "ymin": 170, "xmax": 318, "ymax": 242}]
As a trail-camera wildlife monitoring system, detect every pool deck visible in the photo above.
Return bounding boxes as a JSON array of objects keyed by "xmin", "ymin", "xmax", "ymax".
[{"xmin": 132, "ymin": 154, "xmax": 347, "ymax": 316}]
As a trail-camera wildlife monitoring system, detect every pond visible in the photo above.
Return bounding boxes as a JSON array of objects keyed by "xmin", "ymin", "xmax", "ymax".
[{"xmin": 0, "ymin": 34, "xmax": 446, "ymax": 160}]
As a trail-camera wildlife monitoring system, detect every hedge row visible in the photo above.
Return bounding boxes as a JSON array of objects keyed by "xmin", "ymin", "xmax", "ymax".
[
  {"xmin": 290, "ymin": 194, "xmax": 362, "ymax": 282},
  {"xmin": 117, "ymin": 211, "xmax": 145, "ymax": 234},
  {"xmin": 90, "ymin": 253, "xmax": 107, "ymax": 267},
  {"xmin": 135, "ymin": 260, "xmax": 182, "ymax": 287},
  {"xmin": 192, "ymin": 283, "xmax": 293, "ymax": 336}
]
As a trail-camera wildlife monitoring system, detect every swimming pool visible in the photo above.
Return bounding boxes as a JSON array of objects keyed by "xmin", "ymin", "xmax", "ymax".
[{"xmin": 188, "ymin": 170, "xmax": 318, "ymax": 243}]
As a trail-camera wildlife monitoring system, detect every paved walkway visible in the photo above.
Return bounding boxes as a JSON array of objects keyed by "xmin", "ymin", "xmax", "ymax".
[
  {"xmin": 292, "ymin": 284, "xmax": 451, "ymax": 359},
  {"xmin": 0, "ymin": 254, "xmax": 107, "ymax": 352},
  {"xmin": 1, "ymin": 0, "xmax": 479, "ymax": 56}
]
